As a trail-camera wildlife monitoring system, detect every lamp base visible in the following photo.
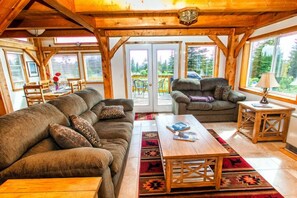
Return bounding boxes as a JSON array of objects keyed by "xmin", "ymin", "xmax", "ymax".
[
  {"xmin": 260, "ymin": 87, "xmax": 269, "ymax": 104},
  {"xmin": 260, "ymin": 96, "xmax": 269, "ymax": 104}
]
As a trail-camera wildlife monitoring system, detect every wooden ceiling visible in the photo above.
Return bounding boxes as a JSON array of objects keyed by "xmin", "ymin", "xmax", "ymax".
[{"xmin": 0, "ymin": 0, "xmax": 297, "ymax": 38}]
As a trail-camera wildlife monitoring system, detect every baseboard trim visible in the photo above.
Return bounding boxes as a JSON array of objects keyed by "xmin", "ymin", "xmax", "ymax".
[{"xmin": 280, "ymin": 144, "xmax": 297, "ymax": 161}]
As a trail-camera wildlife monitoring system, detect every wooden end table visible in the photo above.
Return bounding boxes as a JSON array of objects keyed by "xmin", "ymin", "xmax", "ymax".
[
  {"xmin": 237, "ymin": 101, "xmax": 295, "ymax": 143},
  {"xmin": 0, "ymin": 177, "xmax": 102, "ymax": 198},
  {"xmin": 156, "ymin": 115, "xmax": 229, "ymax": 193}
]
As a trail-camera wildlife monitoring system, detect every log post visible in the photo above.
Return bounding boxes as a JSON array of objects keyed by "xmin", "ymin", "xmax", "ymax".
[
  {"xmin": 33, "ymin": 38, "xmax": 48, "ymax": 80},
  {"xmin": 225, "ymin": 29, "xmax": 238, "ymax": 88},
  {"xmin": 94, "ymin": 29, "xmax": 113, "ymax": 99}
]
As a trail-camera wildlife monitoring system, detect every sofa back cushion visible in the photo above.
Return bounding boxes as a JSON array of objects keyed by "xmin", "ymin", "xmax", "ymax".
[
  {"xmin": 75, "ymin": 88, "xmax": 103, "ymax": 109},
  {"xmin": 0, "ymin": 104, "xmax": 69, "ymax": 171},
  {"xmin": 172, "ymin": 78, "xmax": 201, "ymax": 91},
  {"xmin": 200, "ymin": 78, "xmax": 228, "ymax": 91},
  {"xmin": 48, "ymin": 94, "xmax": 88, "ymax": 118}
]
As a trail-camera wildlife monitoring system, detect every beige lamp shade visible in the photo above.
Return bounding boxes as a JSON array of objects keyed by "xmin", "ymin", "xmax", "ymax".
[{"xmin": 256, "ymin": 72, "xmax": 280, "ymax": 88}]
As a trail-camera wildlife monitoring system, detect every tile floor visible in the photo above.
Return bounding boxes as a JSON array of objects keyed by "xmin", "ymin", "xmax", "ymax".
[{"xmin": 118, "ymin": 117, "xmax": 297, "ymax": 198}]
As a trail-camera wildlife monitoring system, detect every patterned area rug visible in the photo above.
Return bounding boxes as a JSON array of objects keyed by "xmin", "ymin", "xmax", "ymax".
[
  {"xmin": 139, "ymin": 129, "xmax": 283, "ymax": 197},
  {"xmin": 135, "ymin": 113, "xmax": 158, "ymax": 120}
]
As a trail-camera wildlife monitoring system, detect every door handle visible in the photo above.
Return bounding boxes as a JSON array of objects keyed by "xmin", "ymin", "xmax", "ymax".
[{"xmin": 148, "ymin": 84, "xmax": 152, "ymax": 86}]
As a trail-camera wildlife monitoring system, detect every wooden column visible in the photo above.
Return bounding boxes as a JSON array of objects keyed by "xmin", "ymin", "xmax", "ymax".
[
  {"xmin": 94, "ymin": 29, "xmax": 113, "ymax": 99},
  {"xmin": 225, "ymin": 29, "xmax": 238, "ymax": 88},
  {"xmin": 33, "ymin": 38, "xmax": 47, "ymax": 80}
]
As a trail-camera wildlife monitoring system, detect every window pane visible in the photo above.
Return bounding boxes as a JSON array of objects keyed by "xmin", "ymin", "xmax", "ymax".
[
  {"xmin": 83, "ymin": 53, "xmax": 103, "ymax": 82},
  {"xmin": 187, "ymin": 46, "xmax": 215, "ymax": 78},
  {"xmin": 247, "ymin": 34, "xmax": 297, "ymax": 98},
  {"xmin": 7, "ymin": 53, "xmax": 25, "ymax": 89},
  {"xmin": 273, "ymin": 34, "xmax": 297, "ymax": 97},
  {"xmin": 50, "ymin": 54, "xmax": 79, "ymax": 80},
  {"xmin": 247, "ymin": 38, "xmax": 275, "ymax": 88}
]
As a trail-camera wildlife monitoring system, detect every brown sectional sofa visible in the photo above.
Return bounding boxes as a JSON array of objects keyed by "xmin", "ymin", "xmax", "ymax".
[
  {"xmin": 171, "ymin": 78, "xmax": 246, "ymax": 122},
  {"xmin": 0, "ymin": 88, "xmax": 134, "ymax": 198}
]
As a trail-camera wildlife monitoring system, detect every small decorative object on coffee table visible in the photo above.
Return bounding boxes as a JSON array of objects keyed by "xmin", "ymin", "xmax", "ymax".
[
  {"xmin": 237, "ymin": 101, "xmax": 295, "ymax": 143},
  {"xmin": 173, "ymin": 131, "xmax": 198, "ymax": 142},
  {"xmin": 166, "ymin": 121, "xmax": 190, "ymax": 132}
]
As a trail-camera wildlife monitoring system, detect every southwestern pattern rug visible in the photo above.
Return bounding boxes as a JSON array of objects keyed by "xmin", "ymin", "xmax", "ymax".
[
  {"xmin": 135, "ymin": 113, "xmax": 158, "ymax": 120},
  {"xmin": 139, "ymin": 129, "xmax": 283, "ymax": 197}
]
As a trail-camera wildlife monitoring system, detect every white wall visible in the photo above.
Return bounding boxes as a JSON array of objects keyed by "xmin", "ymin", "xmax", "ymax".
[
  {"xmin": 0, "ymin": 47, "xmax": 38, "ymax": 110},
  {"xmin": 110, "ymin": 35, "xmax": 228, "ymax": 98},
  {"xmin": 235, "ymin": 16, "xmax": 297, "ymax": 146}
]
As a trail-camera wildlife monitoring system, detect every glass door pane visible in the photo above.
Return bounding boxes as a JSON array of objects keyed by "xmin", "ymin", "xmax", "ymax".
[
  {"xmin": 156, "ymin": 49, "xmax": 174, "ymax": 106},
  {"xmin": 130, "ymin": 49, "xmax": 149, "ymax": 105}
]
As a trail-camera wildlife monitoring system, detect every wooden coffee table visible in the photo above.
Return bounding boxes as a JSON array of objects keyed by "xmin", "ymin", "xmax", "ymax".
[
  {"xmin": 0, "ymin": 177, "xmax": 102, "ymax": 198},
  {"xmin": 156, "ymin": 115, "xmax": 229, "ymax": 193}
]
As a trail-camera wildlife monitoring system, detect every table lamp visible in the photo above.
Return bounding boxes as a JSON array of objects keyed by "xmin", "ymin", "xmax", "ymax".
[{"xmin": 256, "ymin": 72, "xmax": 279, "ymax": 104}]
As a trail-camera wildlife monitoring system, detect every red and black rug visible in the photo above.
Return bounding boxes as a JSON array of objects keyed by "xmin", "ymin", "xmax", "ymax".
[
  {"xmin": 135, "ymin": 113, "xmax": 158, "ymax": 120},
  {"xmin": 139, "ymin": 129, "xmax": 283, "ymax": 197}
]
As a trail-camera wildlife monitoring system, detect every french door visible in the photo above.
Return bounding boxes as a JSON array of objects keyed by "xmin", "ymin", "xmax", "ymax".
[{"xmin": 125, "ymin": 43, "xmax": 179, "ymax": 112}]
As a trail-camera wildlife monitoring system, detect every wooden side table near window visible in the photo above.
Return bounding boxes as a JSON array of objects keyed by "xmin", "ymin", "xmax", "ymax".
[
  {"xmin": 0, "ymin": 177, "xmax": 102, "ymax": 198},
  {"xmin": 237, "ymin": 101, "xmax": 295, "ymax": 144}
]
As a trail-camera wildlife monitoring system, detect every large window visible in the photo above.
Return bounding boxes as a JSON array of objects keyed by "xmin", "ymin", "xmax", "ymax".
[
  {"xmin": 50, "ymin": 54, "xmax": 80, "ymax": 81},
  {"xmin": 82, "ymin": 53, "xmax": 103, "ymax": 82},
  {"xmin": 5, "ymin": 52, "xmax": 26, "ymax": 90},
  {"xmin": 246, "ymin": 32, "xmax": 297, "ymax": 99},
  {"xmin": 186, "ymin": 43, "xmax": 218, "ymax": 78}
]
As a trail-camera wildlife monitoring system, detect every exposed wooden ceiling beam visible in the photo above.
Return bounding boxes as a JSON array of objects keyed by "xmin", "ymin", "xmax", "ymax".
[
  {"xmin": 8, "ymin": 18, "xmax": 84, "ymax": 30},
  {"xmin": 75, "ymin": 0, "xmax": 297, "ymax": 13},
  {"xmin": 23, "ymin": 48, "xmax": 41, "ymax": 66},
  {"xmin": 95, "ymin": 15, "xmax": 257, "ymax": 29},
  {"xmin": 42, "ymin": 0, "xmax": 95, "ymax": 32},
  {"xmin": 105, "ymin": 28, "xmax": 234, "ymax": 37},
  {"xmin": 234, "ymin": 29, "xmax": 254, "ymax": 57},
  {"xmin": 0, "ymin": 38, "xmax": 36, "ymax": 50},
  {"xmin": 0, "ymin": 0, "xmax": 31, "ymax": 35},
  {"xmin": 208, "ymin": 35, "xmax": 228, "ymax": 56},
  {"xmin": 254, "ymin": 11, "xmax": 297, "ymax": 29},
  {"xmin": 42, "ymin": 46, "xmax": 99, "ymax": 51}
]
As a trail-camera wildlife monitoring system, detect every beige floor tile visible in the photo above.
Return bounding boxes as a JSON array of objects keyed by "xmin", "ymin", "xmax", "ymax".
[
  {"xmin": 118, "ymin": 175, "xmax": 138, "ymax": 198},
  {"xmin": 258, "ymin": 169, "xmax": 297, "ymax": 196},
  {"xmin": 131, "ymin": 134, "xmax": 141, "ymax": 146},
  {"xmin": 123, "ymin": 157, "xmax": 139, "ymax": 177},
  {"xmin": 128, "ymin": 143, "xmax": 141, "ymax": 158}
]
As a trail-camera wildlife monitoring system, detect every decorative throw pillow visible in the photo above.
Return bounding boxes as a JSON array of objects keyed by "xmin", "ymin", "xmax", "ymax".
[
  {"xmin": 99, "ymin": 105, "xmax": 125, "ymax": 120},
  {"xmin": 214, "ymin": 85, "xmax": 231, "ymax": 101},
  {"xmin": 189, "ymin": 96, "xmax": 215, "ymax": 103},
  {"xmin": 70, "ymin": 115, "xmax": 102, "ymax": 148},
  {"xmin": 49, "ymin": 123, "xmax": 92, "ymax": 149}
]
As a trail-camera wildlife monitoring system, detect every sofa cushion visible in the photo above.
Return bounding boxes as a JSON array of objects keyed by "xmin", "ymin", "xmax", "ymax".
[
  {"xmin": 171, "ymin": 91, "xmax": 190, "ymax": 104},
  {"xmin": 103, "ymin": 99, "xmax": 134, "ymax": 112},
  {"xmin": 79, "ymin": 110, "xmax": 98, "ymax": 125},
  {"xmin": 214, "ymin": 85, "xmax": 231, "ymax": 100},
  {"xmin": 48, "ymin": 94, "xmax": 88, "ymax": 118},
  {"xmin": 0, "ymin": 148, "xmax": 113, "ymax": 179},
  {"xmin": 0, "ymin": 103, "xmax": 69, "ymax": 171},
  {"xmin": 187, "ymin": 102, "xmax": 212, "ymax": 110},
  {"xmin": 49, "ymin": 123, "xmax": 92, "ymax": 149},
  {"xmin": 93, "ymin": 122, "xmax": 133, "ymax": 142},
  {"xmin": 91, "ymin": 102, "xmax": 105, "ymax": 117},
  {"xmin": 200, "ymin": 78, "xmax": 228, "ymax": 91},
  {"xmin": 172, "ymin": 78, "xmax": 201, "ymax": 91},
  {"xmin": 75, "ymin": 88, "xmax": 103, "ymax": 109},
  {"xmin": 211, "ymin": 100, "xmax": 236, "ymax": 110},
  {"xmin": 70, "ymin": 115, "xmax": 102, "ymax": 148},
  {"xmin": 101, "ymin": 138, "xmax": 128, "ymax": 176},
  {"xmin": 22, "ymin": 138, "xmax": 60, "ymax": 158},
  {"xmin": 99, "ymin": 105, "xmax": 125, "ymax": 120}
]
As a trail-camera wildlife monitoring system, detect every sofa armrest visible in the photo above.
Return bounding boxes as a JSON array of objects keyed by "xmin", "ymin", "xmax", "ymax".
[
  {"xmin": 228, "ymin": 90, "xmax": 246, "ymax": 103},
  {"xmin": 0, "ymin": 148, "xmax": 113, "ymax": 178},
  {"xmin": 102, "ymin": 99, "xmax": 134, "ymax": 111},
  {"xmin": 171, "ymin": 91, "xmax": 190, "ymax": 104}
]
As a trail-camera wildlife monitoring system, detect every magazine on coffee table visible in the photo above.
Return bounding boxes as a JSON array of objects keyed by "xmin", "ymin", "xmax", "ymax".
[
  {"xmin": 166, "ymin": 121, "xmax": 190, "ymax": 132},
  {"xmin": 173, "ymin": 131, "xmax": 198, "ymax": 142}
]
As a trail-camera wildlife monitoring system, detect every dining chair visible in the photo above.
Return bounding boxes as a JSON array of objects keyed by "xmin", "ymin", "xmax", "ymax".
[
  {"xmin": 39, "ymin": 80, "xmax": 50, "ymax": 90},
  {"xmin": 67, "ymin": 78, "xmax": 81, "ymax": 86},
  {"xmin": 158, "ymin": 78, "xmax": 165, "ymax": 95},
  {"xmin": 133, "ymin": 79, "xmax": 147, "ymax": 96},
  {"xmin": 78, "ymin": 79, "xmax": 87, "ymax": 90},
  {"xmin": 23, "ymin": 84, "xmax": 46, "ymax": 107},
  {"xmin": 70, "ymin": 81, "xmax": 80, "ymax": 93}
]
